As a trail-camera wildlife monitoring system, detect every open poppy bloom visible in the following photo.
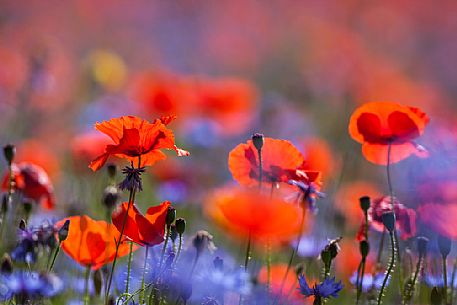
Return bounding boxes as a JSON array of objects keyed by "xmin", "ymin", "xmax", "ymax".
[
  {"xmin": 89, "ymin": 115, "xmax": 189, "ymax": 171},
  {"xmin": 357, "ymin": 196, "xmax": 416, "ymax": 241},
  {"xmin": 56, "ymin": 215, "xmax": 134, "ymax": 270},
  {"xmin": 112, "ymin": 201, "xmax": 170, "ymax": 246},
  {"xmin": 1, "ymin": 162, "xmax": 55, "ymax": 210},
  {"xmin": 208, "ymin": 187, "xmax": 304, "ymax": 244},
  {"xmin": 348, "ymin": 101, "xmax": 429, "ymax": 165},
  {"xmin": 418, "ymin": 203, "xmax": 457, "ymax": 239},
  {"xmin": 228, "ymin": 137, "xmax": 321, "ymax": 188}
]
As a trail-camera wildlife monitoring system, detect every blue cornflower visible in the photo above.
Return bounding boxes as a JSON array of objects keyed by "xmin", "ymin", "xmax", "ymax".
[
  {"xmin": 288, "ymin": 180, "xmax": 325, "ymax": 212},
  {"xmin": 298, "ymin": 275, "xmax": 343, "ymax": 302},
  {"xmin": 0, "ymin": 271, "xmax": 63, "ymax": 301}
]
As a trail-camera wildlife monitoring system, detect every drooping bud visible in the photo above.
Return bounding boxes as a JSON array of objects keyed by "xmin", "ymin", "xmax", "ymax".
[
  {"xmin": 359, "ymin": 196, "xmax": 371, "ymax": 212},
  {"xmin": 359, "ymin": 240, "xmax": 370, "ymax": 259},
  {"xmin": 213, "ymin": 256, "xmax": 223, "ymax": 271},
  {"xmin": 106, "ymin": 163, "xmax": 117, "ymax": 179},
  {"xmin": 102, "ymin": 186, "xmax": 119, "ymax": 209},
  {"xmin": 166, "ymin": 206, "xmax": 176, "ymax": 226},
  {"xmin": 252, "ymin": 133, "xmax": 264, "ymax": 151},
  {"xmin": 175, "ymin": 218, "xmax": 186, "ymax": 235},
  {"xmin": 93, "ymin": 269, "xmax": 103, "ymax": 296},
  {"xmin": 382, "ymin": 212, "xmax": 396, "ymax": 232},
  {"xmin": 416, "ymin": 236, "xmax": 428, "ymax": 258},
  {"xmin": 0, "ymin": 253, "xmax": 13, "ymax": 274},
  {"xmin": 430, "ymin": 287, "xmax": 443, "ymax": 305},
  {"xmin": 3, "ymin": 144, "xmax": 15, "ymax": 164},
  {"xmin": 327, "ymin": 238, "xmax": 341, "ymax": 259},
  {"xmin": 58, "ymin": 219, "xmax": 71, "ymax": 242},
  {"xmin": 437, "ymin": 235, "xmax": 452, "ymax": 258}
]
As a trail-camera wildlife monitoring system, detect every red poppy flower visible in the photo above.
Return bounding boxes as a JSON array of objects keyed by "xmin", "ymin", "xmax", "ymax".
[
  {"xmin": 418, "ymin": 203, "xmax": 457, "ymax": 239},
  {"xmin": 89, "ymin": 115, "xmax": 189, "ymax": 171},
  {"xmin": 112, "ymin": 201, "xmax": 170, "ymax": 246},
  {"xmin": 207, "ymin": 187, "xmax": 304, "ymax": 244},
  {"xmin": 56, "ymin": 215, "xmax": 134, "ymax": 270},
  {"xmin": 71, "ymin": 132, "xmax": 113, "ymax": 167},
  {"xmin": 1, "ymin": 162, "xmax": 55, "ymax": 210},
  {"xmin": 348, "ymin": 101, "xmax": 429, "ymax": 165},
  {"xmin": 228, "ymin": 137, "xmax": 320, "ymax": 187},
  {"xmin": 358, "ymin": 196, "xmax": 416, "ymax": 241}
]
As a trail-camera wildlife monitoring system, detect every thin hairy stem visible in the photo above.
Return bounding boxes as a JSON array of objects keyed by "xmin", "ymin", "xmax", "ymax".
[{"xmin": 377, "ymin": 232, "xmax": 396, "ymax": 305}]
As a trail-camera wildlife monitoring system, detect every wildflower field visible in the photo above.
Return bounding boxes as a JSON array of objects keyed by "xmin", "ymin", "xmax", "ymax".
[{"xmin": 1, "ymin": 1, "xmax": 457, "ymax": 305}]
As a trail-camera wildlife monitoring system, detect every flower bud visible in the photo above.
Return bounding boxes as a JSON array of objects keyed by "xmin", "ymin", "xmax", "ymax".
[
  {"xmin": 359, "ymin": 240, "xmax": 370, "ymax": 259},
  {"xmin": 3, "ymin": 144, "xmax": 15, "ymax": 164},
  {"xmin": 102, "ymin": 186, "xmax": 119, "ymax": 209},
  {"xmin": 320, "ymin": 249, "xmax": 331, "ymax": 266},
  {"xmin": 416, "ymin": 236, "xmax": 428, "ymax": 257},
  {"xmin": 170, "ymin": 225, "xmax": 178, "ymax": 242},
  {"xmin": 175, "ymin": 218, "xmax": 186, "ymax": 235},
  {"xmin": 430, "ymin": 287, "xmax": 442, "ymax": 305},
  {"xmin": 192, "ymin": 230, "xmax": 216, "ymax": 256},
  {"xmin": 93, "ymin": 268, "xmax": 102, "ymax": 296},
  {"xmin": 106, "ymin": 163, "xmax": 117, "ymax": 179},
  {"xmin": 359, "ymin": 196, "xmax": 371, "ymax": 212},
  {"xmin": 252, "ymin": 133, "xmax": 264, "ymax": 151},
  {"xmin": 58, "ymin": 219, "xmax": 71, "ymax": 242},
  {"xmin": 381, "ymin": 212, "xmax": 396, "ymax": 232},
  {"xmin": 437, "ymin": 235, "xmax": 451, "ymax": 258},
  {"xmin": 166, "ymin": 207, "xmax": 176, "ymax": 226},
  {"xmin": 213, "ymin": 256, "xmax": 223, "ymax": 271},
  {"xmin": 0, "ymin": 253, "xmax": 13, "ymax": 274},
  {"xmin": 18, "ymin": 219, "xmax": 26, "ymax": 231}
]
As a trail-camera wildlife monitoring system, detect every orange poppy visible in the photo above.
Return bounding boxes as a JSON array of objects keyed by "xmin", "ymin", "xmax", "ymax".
[
  {"xmin": 228, "ymin": 137, "xmax": 320, "ymax": 187},
  {"xmin": 89, "ymin": 115, "xmax": 189, "ymax": 171},
  {"xmin": 208, "ymin": 187, "xmax": 304, "ymax": 244},
  {"xmin": 1, "ymin": 162, "xmax": 55, "ymax": 210},
  {"xmin": 112, "ymin": 201, "xmax": 170, "ymax": 246},
  {"xmin": 258, "ymin": 264, "xmax": 306, "ymax": 304},
  {"xmin": 71, "ymin": 132, "xmax": 113, "ymax": 168},
  {"xmin": 348, "ymin": 101, "xmax": 429, "ymax": 165},
  {"xmin": 418, "ymin": 203, "xmax": 457, "ymax": 239},
  {"xmin": 56, "ymin": 215, "xmax": 134, "ymax": 270}
]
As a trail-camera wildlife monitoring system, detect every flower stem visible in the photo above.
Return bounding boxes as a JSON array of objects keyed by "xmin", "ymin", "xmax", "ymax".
[
  {"xmin": 450, "ymin": 258, "xmax": 457, "ymax": 305},
  {"xmin": 173, "ymin": 234, "xmax": 183, "ymax": 268},
  {"xmin": 403, "ymin": 252, "xmax": 424, "ymax": 304},
  {"xmin": 377, "ymin": 231, "xmax": 396, "ymax": 305},
  {"xmin": 160, "ymin": 225, "xmax": 171, "ymax": 268},
  {"xmin": 84, "ymin": 265, "xmax": 91, "ymax": 305},
  {"xmin": 244, "ymin": 232, "xmax": 252, "ymax": 271},
  {"xmin": 125, "ymin": 241, "xmax": 134, "ymax": 294},
  {"xmin": 140, "ymin": 246, "xmax": 149, "ymax": 304},
  {"xmin": 443, "ymin": 254, "xmax": 448, "ymax": 305},
  {"xmin": 48, "ymin": 241, "xmax": 61, "ymax": 272}
]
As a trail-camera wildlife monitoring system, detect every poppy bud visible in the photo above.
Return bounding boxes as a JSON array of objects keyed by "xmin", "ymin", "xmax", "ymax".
[
  {"xmin": 430, "ymin": 287, "xmax": 442, "ymax": 305},
  {"xmin": 176, "ymin": 218, "xmax": 186, "ymax": 235},
  {"xmin": 47, "ymin": 234, "xmax": 57, "ymax": 249},
  {"xmin": 295, "ymin": 263, "xmax": 304, "ymax": 276},
  {"xmin": 102, "ymin": 186, "xmax": 119, "ymax": 209},
  {"xmin": 382, "ymin": 212, "xmax": 396, "ymax": 232},
  {"xmin": 106, "ymin": 163, "xmax": 117, "ymax": 179},
  {"xmin": 166, "ymin": 207, "xmax": 176, "ymax": 226},
  {"xmin": 437, "ymin": 235, "xmax": 452, "ymax": 258},
  {"xmin": 320, "ymin": 249, "xmax": 331, "ymax": 266},
  {"xmin": 23, "ymin": 200, "xmax": 33, "ymax": 216},
  {"xmin": 58, "ymin": 219, "xmax": 70, "ymax": 242},
  {"xmin": 18, "ymin": 219, "xmax": 26, "ymax": 231},
  {"xmin": 359, "ymin": 240, "xmax": 370, "ymax": 259},
  {"xmin": 1, "ymin": 194, "xmax": 9, "ymax": 214},
  {"xmin": 359, "ymin": 196, "xmax": 371, "ymax": 212},
  {"xmin": 93, "ymin": 268, "xmax": 102, "ymax": 296},
  {"xmin": 3, "ymin": 144, "xmax": 15, "ymax": 164},
  {"xmin": 252, "ymin": 133, "xmax": 264, "ymax": 151},
  {"xmin": 170, "ymin": 225, "xmax": 178, "ymax": 242},
  {"xmin": 416, "ymin": 236, "xmax": 428, "ymax": 257},
  {"xmin": 1, "ymin": 253, "xmax": 13, "ymax": 274},
  {"xmin": 213, "ymin": 256, "xmax": 223, "ymax": 271}
]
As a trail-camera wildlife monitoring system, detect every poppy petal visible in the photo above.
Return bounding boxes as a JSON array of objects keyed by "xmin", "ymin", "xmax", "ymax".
[{"xmin": 361, "ymin": 142, "xmax": 428, "ymax": 165}]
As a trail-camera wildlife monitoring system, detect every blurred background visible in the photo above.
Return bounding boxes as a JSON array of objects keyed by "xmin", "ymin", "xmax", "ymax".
[{"xmin": 1, "ymin": 1, "xmax": 457, "ymax": 301}]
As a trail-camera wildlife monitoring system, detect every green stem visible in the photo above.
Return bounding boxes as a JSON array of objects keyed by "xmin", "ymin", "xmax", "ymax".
[
  {"xmin": 244, "ymin": 232, "xmax": 252, "ymax": 271},
  {"xmin": 173, "ymin": 234, "xmax": 183, "ymax": 268},
  {"xmin": 48, "ymin": 241, "xmax": 61, "ymax": 272},
  {"xmin": 160, "ymin": 225, "xmax": 171, "ymax": 268},
  {"xmin": 266, "ymin": 241, "xmax": 271, "ymax": 293},
  {"xmin": 443, "ymin": 255, "xmax": 448, "ymax": 305},
  {"xmin": 377, "ymin": 232, "xmax": 396, "ymax": 305},
  {"xmin": 450, "ymin": 258, "xmax": 457, "ymax": 305},
  {"xmin": 84, "ymin": 265, "xmax": 91, "ymax": 305},
  {"xmin": 257, "ymin": 148, "xmax": 262, "ymax": 190},
  {"xmin": 125, "ymin": 241, "xmax": 134, "ymax": 294},
  {"xmin": 140, "ymin": 246, "xmax": 149, "ymax": 304},
  {"xmin": 376, "ymin": 229, "xmax": 386, "ymax": 268},
  {"xmin": 404, "ymin": 254, "xmax": 423, "ymax": 305}
]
